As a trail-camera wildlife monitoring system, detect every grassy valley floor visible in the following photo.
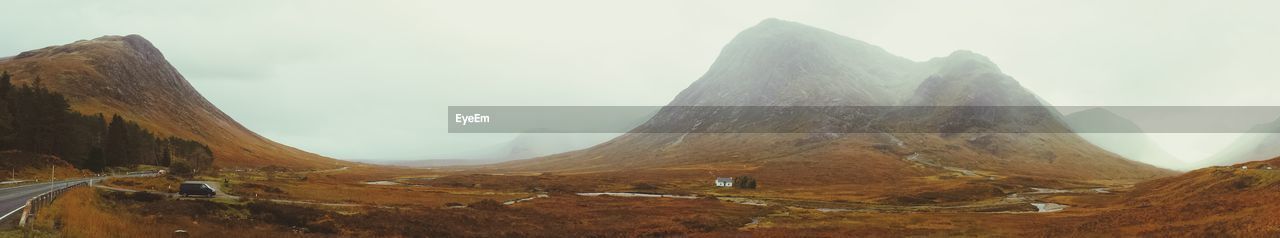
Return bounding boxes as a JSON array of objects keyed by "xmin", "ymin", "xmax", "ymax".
[{"xmin": 21, "ymin": 162, "xmax": 1279, "ymax": 237}]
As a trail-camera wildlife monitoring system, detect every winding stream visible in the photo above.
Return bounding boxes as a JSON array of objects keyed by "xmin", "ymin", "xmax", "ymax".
[
  {"xmin": 575, "ymin": 192, "xmax": 699, "ymax": 199},
  {"xmin": 365, "ymin": 174, "xmax": 1096, "ymax": 214},
  {"xmin": 504, "ymin": 194, "xmax": 549, "ymax": 205},
  {"xmin": 362, "ymin": 180, "xmax": 402, "ymax": 185},
  {"xmin": 1031, "ymin": 203, "xmax": 1067, "ymax": 212},
  {"xmin": 574, "ymin": 189, "xmax": 1086, "ymax": 214}
]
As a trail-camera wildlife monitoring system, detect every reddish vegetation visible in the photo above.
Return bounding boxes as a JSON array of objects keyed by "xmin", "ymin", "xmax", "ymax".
[
  {"xmin": 215, "ymin": 166, "xmax": 527, "ymax": 206},
  {"xmin": 37, "ymin": 186, "xmax": 770, "ymax": 237},
  {"xmin": 338, "ymin": 195, "xmax": 772, "ymax": 237},
  {"xmin": 24, "ymin": 156, "xmax": 1280, "ymax": 237},
  {"xmin": 35, "ymin": 187, "xmax": 301, "ymax": 237},
  {"xmin": 106, "ymin": 176, "xmax": 185, "ymax": 193},
  {"xmin": 447, "ymin": 134, "xmax": 1163, "ymax": 207},
  {"xmin": 495, "ymin": 133, "xmax": 1172, "ymax": 184},
  {"xmin": 1049, "ymin": 157, "xmax": 1280, "ymax": 237}
]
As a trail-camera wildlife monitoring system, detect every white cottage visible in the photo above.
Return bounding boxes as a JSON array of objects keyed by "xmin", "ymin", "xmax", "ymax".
[{"xmin": 715, "ymin": 177, "xmax": 734, "ymax": 187}]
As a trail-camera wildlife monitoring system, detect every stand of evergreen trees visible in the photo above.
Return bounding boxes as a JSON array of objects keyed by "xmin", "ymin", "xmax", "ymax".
[
  {"xmin": 734, "ymin": 176, "xmax": 758, "ymax": 189},
  {"xmin": 0, "ymin": 71, "xmax": 214, "ymax": 172}
]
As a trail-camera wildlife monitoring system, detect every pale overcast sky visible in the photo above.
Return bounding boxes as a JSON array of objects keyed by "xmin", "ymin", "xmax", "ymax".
[{"xmin": 2, "ymin": 0, "xmax": 1279, "ymax": 162}]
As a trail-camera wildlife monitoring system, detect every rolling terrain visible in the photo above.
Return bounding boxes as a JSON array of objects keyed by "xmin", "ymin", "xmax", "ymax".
[
  {"xmin": 0, "ymin": 35, "xmax": 344, "ymax": 168},
  {"xmin": 1039, "ymin": 157, "xmax": 1280, "ymax": 236}
]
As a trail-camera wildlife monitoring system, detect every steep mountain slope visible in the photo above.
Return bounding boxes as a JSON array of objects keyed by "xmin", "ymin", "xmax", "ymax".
[
  {"xmin": 666, "ymin": 19, "xmax": 925, "ymax": 107},
  {"xmin": 1200, "ymin": 117, "xmax": 1280, "ymax": 168},
  {"xmin": 0, "ymin": 35, "xmax": 344, "ymax": 168},
  {"xmin": 1064, "ymin": 108, "xmax": 1186, "ymax": 170},
  {"xmin": 495, "ymin": 19, "xmax": 1170, "ymax": 181}
]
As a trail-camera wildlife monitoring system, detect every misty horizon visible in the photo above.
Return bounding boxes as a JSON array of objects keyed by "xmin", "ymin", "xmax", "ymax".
[
  {"xmin": 4, "ymin": 1, "xmax": 1279, "ymax": 166},
  {"xmin": 6, "ymin": 2, "xmax": 1280, "ymax": 237}
]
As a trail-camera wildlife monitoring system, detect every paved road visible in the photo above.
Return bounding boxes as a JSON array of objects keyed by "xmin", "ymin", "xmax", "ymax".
[
  {"xmin": 0, "ymin": 177, "xmax": 100, "ymax": 223},
  {"xmin": 0, "ymin": 172, "xmax": 157, "ymax": 224}
]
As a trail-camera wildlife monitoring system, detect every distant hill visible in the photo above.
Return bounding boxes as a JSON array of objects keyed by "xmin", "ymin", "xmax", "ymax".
[
  {"xmin": 1199, "ymin": 117, "xmax": 1280, "ymax": 168},
  {"xmin": 0, "ymin": 35, "xmax": 344, "ymax": 169},
  {"xmin": 495, "ymin": 19, "xmax": 1171, "ymax": 181},
  {"xmin": 1064, "ymin": 108, "xmax": 1187, "ymax": 170},
  {"xmin": 365, "ymin": 133, "xmax": 619, "ymax": 167}
]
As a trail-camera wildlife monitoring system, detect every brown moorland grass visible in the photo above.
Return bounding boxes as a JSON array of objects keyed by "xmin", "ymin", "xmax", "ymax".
[
  {"xmin": 35, "ymin": 185, "xmax": 773, "ymax": 237},
  {"xmin": 699, "ymin": 208, "xmax": 1101, "ymax": 237},
  {"xmin": 34, "ymin": 187, "xmax": 138, "ymax": 237},
  {"xmin": 718, "ymin": 159, "xmax": 1280, "ymax": 237},
  {"xmin": 34, "ymin": 187, "xmax": 300, "ymax": 237},
  {"xmin": 104, "ymin": 176, "xmax": 184, "ymax": 193},
  {"xmin": 417, "ymin": 163, "xmax": 1114, "ymax": 208},
  {"xmin": 493, "ymin": 133, "xmax": 1173, "ymax": 184},
  {"xmin": 1043, "ymin": 162, "xmax": 1280, "ymax": 237},
  {"xmin": 328, "ymin": 195, "xmax": 775, "ymax": 237},
  {"xmin": 95, "ymin": 165, "xmax": 531, "ymax": 207},
  {"xmin": 439, "ymin": 133, "xmax": 1168, "ymax": 208},
  {"xmin": 273, "ymin": 180, "xmax": 529, "ymax": 207},
  {"xmin": 194, "ymin": 166, "xmax": 528, "ymax": 207},
  {"xmin": 34, "ymin": 158, "xmax": 1278, "ymax": 237}
]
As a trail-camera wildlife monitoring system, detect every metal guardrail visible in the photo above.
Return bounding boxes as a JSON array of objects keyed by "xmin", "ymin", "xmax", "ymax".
[{"xmin": 16, "ymin": 180, "xmax": 89, "ymax": 229}]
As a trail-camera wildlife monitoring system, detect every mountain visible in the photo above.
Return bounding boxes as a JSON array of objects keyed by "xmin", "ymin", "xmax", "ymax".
[
  {"xmin": 494, "ymin": 19, "xmax": 1170, "ymax": 182},
  {"xmin": 1199, "ymin": 117, "xmax": 1280, "ymax": 168},
  {"xmin": 0, "ymin": 35, "xmax": 344, "ymax": 168},
  {"xmin": 1064, "ymin": 108, "xmax": 1187, "ymax": 170}
]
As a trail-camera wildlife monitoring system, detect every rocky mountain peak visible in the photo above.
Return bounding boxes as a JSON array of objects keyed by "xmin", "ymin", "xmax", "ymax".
[
  {"xmin": 14, "ymin": 35, "xmax": 201, "ymax": 111},
  {"xmin": 670, "ymin": 19, "xmax": 920, "ymax": 107},
  {"xmin": 119, "ymin": 35, "xmax": 167, "ymax": 62},
  {"xmin": 931, "ymin": 50, "xmax": 1001, "ymax": 75},
  {"xmin": 906, "ymin": 50, "xmax": 1036, "ymax": 107}
]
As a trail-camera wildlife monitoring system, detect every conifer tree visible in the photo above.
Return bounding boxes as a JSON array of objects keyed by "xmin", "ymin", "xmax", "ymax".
[
  {"xmin": 161, "ymin": 146, "xmax": 172, "ymax": 167},
  {"xmin": 86, "ymin": 145, "xmax": 105, "ymax": 172},
  {"xmin": 103, "ymin": 115, "xmax": 130, "ymax": 167},
  {"xmin": 0, "ymin": 71, "xmax": 12, "ymax": 147}
]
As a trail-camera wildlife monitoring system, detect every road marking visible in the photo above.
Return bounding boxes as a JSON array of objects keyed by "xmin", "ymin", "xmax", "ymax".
[
  {"xmin": 0, "ymin": 203, "xmax": 26, "ymax": 222},
  {"xmin": 0, "ymin": 177, "xmax": 108, "ymax": 223}
]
